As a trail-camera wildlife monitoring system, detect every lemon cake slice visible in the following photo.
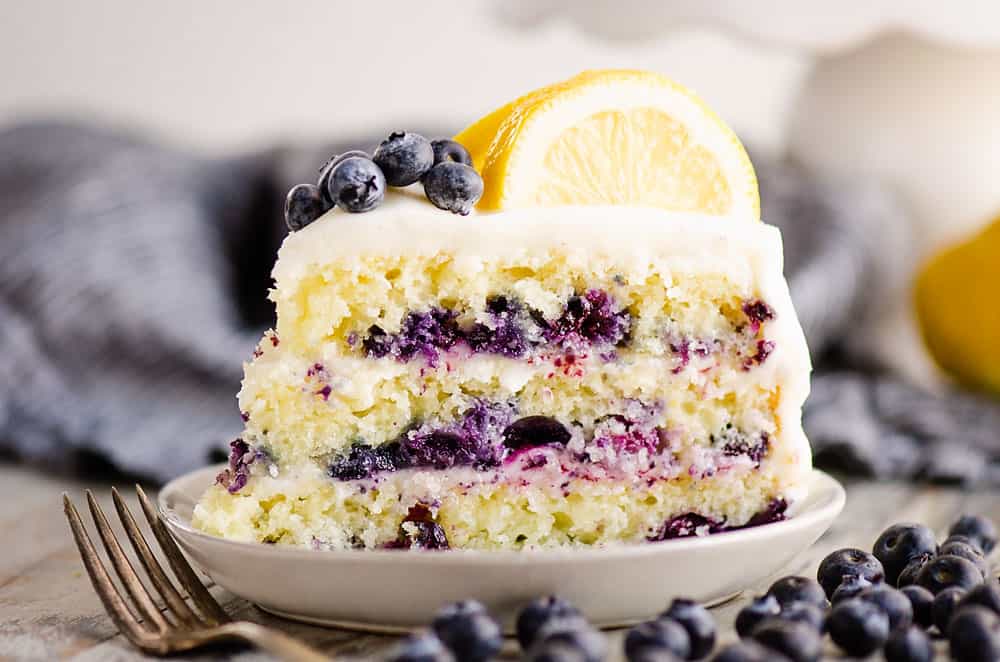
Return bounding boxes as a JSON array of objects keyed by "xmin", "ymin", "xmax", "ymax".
[{"xmin": 193, "ymin": 70, "xmax": 812, "ymax": 550}]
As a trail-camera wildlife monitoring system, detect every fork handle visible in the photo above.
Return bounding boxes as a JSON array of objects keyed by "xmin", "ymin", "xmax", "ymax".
[{"xmin": 211, "ymin": 621, "xmax": 333, "ymax": 661}]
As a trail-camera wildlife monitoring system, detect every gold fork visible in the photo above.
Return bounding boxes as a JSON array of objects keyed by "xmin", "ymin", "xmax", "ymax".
[{"xmin": 63, "ymin": 486, "xmax": 329, "ymax": 660}]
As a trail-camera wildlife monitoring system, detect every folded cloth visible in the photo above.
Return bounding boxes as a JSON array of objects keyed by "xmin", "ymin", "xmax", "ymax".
[{"xmin": 1, "ymin": 121, "xmax": 998, "ymax": 484}]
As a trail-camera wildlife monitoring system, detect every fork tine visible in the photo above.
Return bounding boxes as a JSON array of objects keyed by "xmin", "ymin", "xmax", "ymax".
[
  {"xmin": 63, "ymin": 494, "xmax": 151, "ymax": 648},
  {"xmin": 111, "ymin": 487, "xmax": 203, "ymax": 629},
  {"xmin": 85, "ymin": 490, "xmax": 171, "ymax": 632},
  {"xmin": 135, "ymin": 484, "xmax": 230, "ymax": 625}
]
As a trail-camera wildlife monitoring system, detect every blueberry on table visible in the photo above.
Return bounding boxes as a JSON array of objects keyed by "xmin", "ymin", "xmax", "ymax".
[
  {"xmin": 831, "ymin": 574, "xmax": 874, "ymax": 604},
  {"xmin": 933, "ymin": 586, "xmax": 967, "ymax": 633},
  {"xmin": 627, "ymin": 648, "xmax": 684, "ymax": 662},
  {"xmin": 516, "ymin": 595, "xmax": 582, "ymax": 649},
  {"xmin": 939, "ymin": 539, "xmax": 990, "ymax": 579},
  {"xmin": 431, "ymin": 600, "xmax": 502, "ymax": 662},
  {"xmin": 373, "ymin": 132, "xmax": 435, "ymax": 187},
  {"xmin": 709, "ymin": 640, "xmax": 791, "ymax": 662},
  {"xmin": 917, "ymin": 554, "xmax": 984, "ymax": 594},
  {"xmin": 873, "ymin": 523, "xmax": 937, "ymax": 586},
  {"xmin": 748, "ymin": 619, "xmax": 822, "ymax": 662},
  {"xmin": 772, "ymin": 602, "xmax": 825, "ymax": 632},
  {"xmin": 766, "ymin": 576, "xmax": 828, "ymax": 610},
  {"xmin": 946, "ymin": 533, "xmax": 977, "ymax": 547},
  {"xmin": 524, "ymin": 639, "xmax": 591, "ymax": 662},
  {"xmin": 436, "ymin": 599, "xmax": 488, "ymax": 617},
  {"xmin": 624, "ymin": 618, "xmax": 691, "ymax": 660},
  {"xmin": 816, "ymin": 547, "xmax": 884, "ymax": 598},
  {"xmin": 325, "ymin": 156, "xmax": 386, "ymax": 213},
  {"xmin": 897, "ymin": 552, "xmax": 934, "ymax": 588},
  {"xmin": 530, "ymin": 618, "xmax": 606, "ymax": 662},
  {"xmin": 858, "ymin": 584, "xmax": 913, "ymax": 630},
  {"xmin": 826, "ymin": 598, "xmax": 890, "ymax": 657},
  {"xmin": 386, "ymin": 631, "xmax": 455, "ymax": 662},
  {"xmin": 734, "ymin": 595, "xmax": 781, "ymax": 638},
  {"xmin": 431, "ymin": 139, "xmax": 474, "ymax": 166},
  {"xmin": 949, "ymin": 514, "xmax": 998, "ymax": 554},
  {"xmin": 318, "ymin": 149, "xmax": 370, "ymax": 202},
  {"xmin": 660, "ymin": 598, "xmax": 716, "ymax": 659},
  {"xmin": 959, "ymin": 581, "xmax": 1000, "ymax": 616},
  {"xmin": 284, "ymin": 183, "xmax": 327, "ymax": 231},
  {"xmin": 948, "ymin": 605, "xmax": 1000, "ymax": 662},
  {"xmin": 422, "ymin": 161, "xmax": 484, "ymax": 215},
  {"xmin": 900, "ymin": 585, "xmax": 935, "ymax": 629},
  {"xmin": 883, "ymin": 625, "xmax": 934, "ymax": 662}
]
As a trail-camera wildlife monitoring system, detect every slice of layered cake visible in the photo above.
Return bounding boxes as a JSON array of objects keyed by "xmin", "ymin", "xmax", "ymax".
[{"xmin": 193, "ymin": 70, "xmax": 812, "ymax": 550}]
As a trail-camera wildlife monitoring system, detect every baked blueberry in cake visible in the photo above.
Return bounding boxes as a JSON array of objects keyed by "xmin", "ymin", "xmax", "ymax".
[{"xmin": 193, "ymin": 70, "xmax": 812, "ymax": 550}]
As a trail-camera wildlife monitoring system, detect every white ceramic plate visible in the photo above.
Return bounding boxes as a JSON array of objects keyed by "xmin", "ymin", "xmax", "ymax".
[{"xmin": 159, "ymin": 466, "xmax": 844, "ymax": 633}]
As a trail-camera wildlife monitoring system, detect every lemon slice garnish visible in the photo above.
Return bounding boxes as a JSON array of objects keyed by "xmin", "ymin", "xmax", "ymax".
[{"xmin": 456, "ymin": 69, "xmax": 759, "ymax": 218}]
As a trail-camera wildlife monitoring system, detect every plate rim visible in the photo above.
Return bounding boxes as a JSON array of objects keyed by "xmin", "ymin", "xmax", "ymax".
[{"xmin": 159, "ymin": 464, "xmax": 845, "ymax": 564}]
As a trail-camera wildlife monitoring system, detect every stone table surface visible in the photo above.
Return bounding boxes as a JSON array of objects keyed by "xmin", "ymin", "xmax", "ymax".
[{"xmin": 1, "ymin": 460, "xmax": 997, "ymax": 661}]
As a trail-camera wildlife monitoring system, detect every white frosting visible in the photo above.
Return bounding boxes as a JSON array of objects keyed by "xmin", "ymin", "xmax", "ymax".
[{"xmin": 276, "ymin": 188, "xmax": 774, "ymax": 284}]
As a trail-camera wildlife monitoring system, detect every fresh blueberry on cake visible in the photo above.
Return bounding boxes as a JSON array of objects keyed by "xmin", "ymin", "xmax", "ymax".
[
  {"xmin": 284, "ymin": 183, "xmax": 327, "ymax": 231},
  {"xmin": 374, "ymin": 132, "xmax": 435, "ymax": 187},
  {"xmin": 192, "ymin": 69, "xmax": 813, "ymax": 550},
  {"xmin": 430, "ymin": 139, "xmax": 473, "ymax": 167}
]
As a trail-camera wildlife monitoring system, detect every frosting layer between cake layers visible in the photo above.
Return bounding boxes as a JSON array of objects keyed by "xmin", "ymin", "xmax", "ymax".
[{"xmin": 193, "ymin": 191, "xmax": 812, "ymax": 550}]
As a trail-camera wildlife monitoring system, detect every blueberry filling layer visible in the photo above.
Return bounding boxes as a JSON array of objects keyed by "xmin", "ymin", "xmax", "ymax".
[
  {"xmin": 648, "ymin": 499, "xmax": 788, "ymax": 541},
  {"xmin": 355, "ymin": 292, "xmax": 775, "ymax": 367},
  {"xmin": 321, "ymin": 400, "xmax": 772, "ymax": 483},
  {"xmin": 363, "ymin": 307, "xmax": 461, "ymax": 363},
  {"xmin": 361, "ymin": 290, "xmax": 631, "ymax": 363},
  {"xmin": 329, "ymin": 401, "xmax": 521, "ymax": 479},
  {"xmin": 540, "ymin": 290, "xmax": 631, "ymax": 349},
  {"xmin": 466, "ymin": 295, "xmax": 530, "ymax": 357}
]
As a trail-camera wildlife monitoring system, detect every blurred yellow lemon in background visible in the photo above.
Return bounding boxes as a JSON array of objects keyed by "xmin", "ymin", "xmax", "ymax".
[
  {"xmin": 455, "ymin": 69, "xmax": 760, "ymax": 218},
  {"xmin": 915, "ymin": 213, "xmax": 1000, "ymax": 395}
]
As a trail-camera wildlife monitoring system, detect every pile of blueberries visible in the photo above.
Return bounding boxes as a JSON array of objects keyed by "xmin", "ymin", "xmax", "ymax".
[
  {"xmin": 384, "ymin": 513, "xmax": 998, "ymax": 661},
  {"xmin": 730, "ymin": 513, "xmax": 999, "ymax": 662},
  {"xmin": 285, "ymin": 132, "xmax": 484, "ymax": 230}
]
